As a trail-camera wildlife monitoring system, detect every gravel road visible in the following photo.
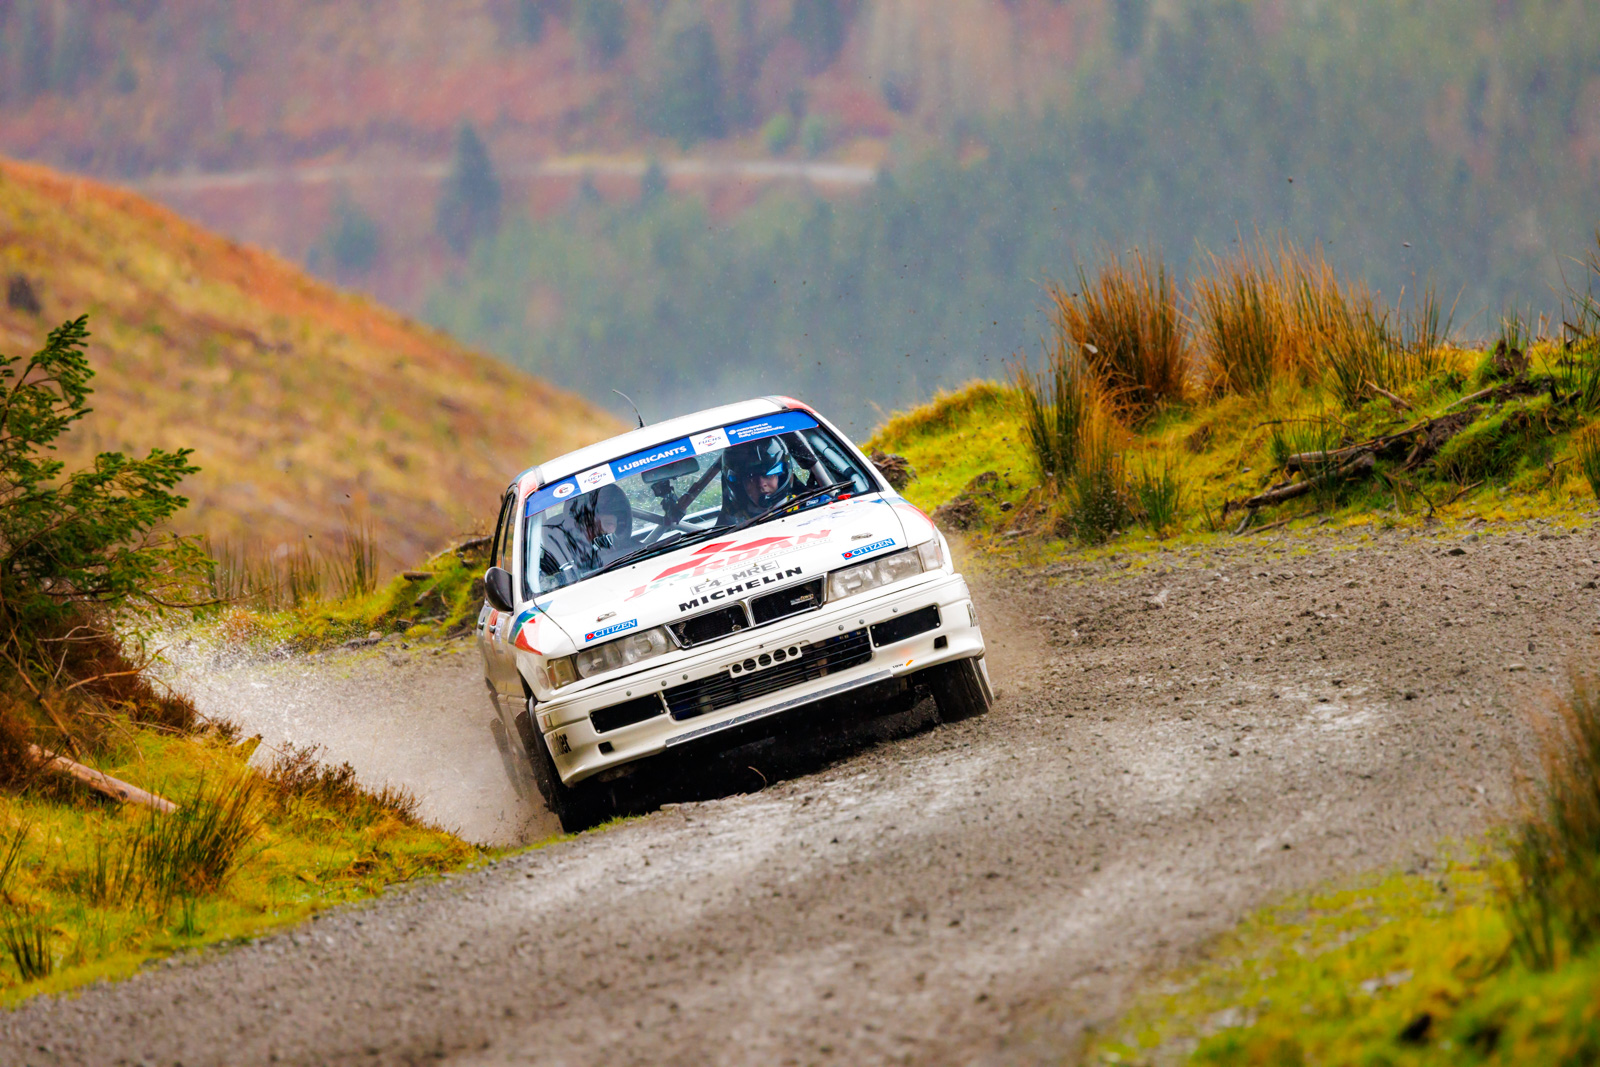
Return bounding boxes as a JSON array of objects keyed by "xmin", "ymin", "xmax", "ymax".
[{"xmin": 3, "ymin": 519, "xmax": 1593, "ymax": 1066}]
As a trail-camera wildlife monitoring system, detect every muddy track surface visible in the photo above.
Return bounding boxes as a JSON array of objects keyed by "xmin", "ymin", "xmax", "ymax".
[{"xmin": 4, "ymin": 520, "xmax": 1595, "ymax": 1066}]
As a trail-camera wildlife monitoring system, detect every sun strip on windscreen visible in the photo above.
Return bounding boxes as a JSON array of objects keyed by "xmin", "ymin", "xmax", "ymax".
[{"xmin": 523, "ymin": 410, "xmax": 820, "ymax": 517}]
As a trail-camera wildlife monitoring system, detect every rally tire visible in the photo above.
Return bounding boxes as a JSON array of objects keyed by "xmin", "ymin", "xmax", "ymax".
[
  {"xmin": 926, "ymin": 656, "xmax": 992, "ymax": 723},
  {"xmin": 516, "ymin": 708, "xmax": 613, "ymax": 833}
]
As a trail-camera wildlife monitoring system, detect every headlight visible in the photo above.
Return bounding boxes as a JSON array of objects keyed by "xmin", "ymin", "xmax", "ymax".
[
  {"xmin": 572, "ymin": 626, "xmax": 674, "ymax": 679},
  {"xmin": 542, "ymin": 656, "xmax": 579, "ymax": 689},
  {"xmin": 826, "ymin": 548, "xmax": 926, "ymax": 601}
]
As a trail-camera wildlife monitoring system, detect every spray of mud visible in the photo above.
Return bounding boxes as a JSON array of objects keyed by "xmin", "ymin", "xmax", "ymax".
[{"xmin": 160, "ymin": 636, "xmax": 557, "ymax": 846}]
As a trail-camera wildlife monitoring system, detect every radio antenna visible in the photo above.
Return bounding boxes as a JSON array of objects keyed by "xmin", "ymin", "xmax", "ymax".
[{"xmin": 612, "ymin": 390, "xmax": 645, "ymax": 428}]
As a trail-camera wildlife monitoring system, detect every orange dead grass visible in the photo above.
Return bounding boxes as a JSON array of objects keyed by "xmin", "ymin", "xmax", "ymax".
[{"xmin": 0, "ymin": 158, "xmax": 620, "ymax": 565}]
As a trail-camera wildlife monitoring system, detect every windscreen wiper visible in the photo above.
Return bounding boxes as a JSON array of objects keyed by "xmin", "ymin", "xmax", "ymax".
[
  {"xmin": 589, "ymin": 534, "xmax": 689, "ymax": 577},
  {"xmin": 729, "ymin": 480, "xmax": 854, "ymax": 533}
]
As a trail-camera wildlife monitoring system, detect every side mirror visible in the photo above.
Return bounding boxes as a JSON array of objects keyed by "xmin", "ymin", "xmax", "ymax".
[{"xmin": 484, "ymin": 566, "xmax": 515, "ymax": 613}]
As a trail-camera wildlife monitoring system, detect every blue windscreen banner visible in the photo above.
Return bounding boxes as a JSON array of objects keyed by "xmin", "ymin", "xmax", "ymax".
[{"xmin": 525, "ymin": 410, "xmax": 820, "ymax": 516}]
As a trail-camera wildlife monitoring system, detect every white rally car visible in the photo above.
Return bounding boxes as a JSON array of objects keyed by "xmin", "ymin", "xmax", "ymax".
[{"xmin": 478, "ymin": 397, "xmax": 991, "ymax": 831}]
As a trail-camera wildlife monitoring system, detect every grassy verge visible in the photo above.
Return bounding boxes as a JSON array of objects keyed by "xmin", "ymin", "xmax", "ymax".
[
  {"xmin": 197, "ymin": 536, "xmax": 491, "ymax": 653},
  {"xmin": 866, "ymin": 345, "xmax": 1597, "ymax": 557},
  {"xmin": 1086, "ymin": 854, "xmax": 1600, "ymax": 1065},
  {"xmin": 0, "ymin": 728, "xmax": 475, "ymax": 1002}
]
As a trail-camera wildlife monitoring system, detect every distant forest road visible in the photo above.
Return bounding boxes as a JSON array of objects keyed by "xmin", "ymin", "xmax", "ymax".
[
  {"xmin": 130, "ymin": 156, "xmax": 878, "ymax": 195},
  {"xmin": 3, "ymin": 523, "xmax": 1581, "ymax": 1066}
]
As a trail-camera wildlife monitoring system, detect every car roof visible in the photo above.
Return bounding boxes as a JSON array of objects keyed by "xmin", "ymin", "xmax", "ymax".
[{"xmin": 529, "ymin": 397, "xmax": 792, "ymax": 486}]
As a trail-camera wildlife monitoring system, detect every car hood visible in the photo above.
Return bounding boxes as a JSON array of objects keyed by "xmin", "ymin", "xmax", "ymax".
[{"xmin": 526, "ymin": 493, "xmax": 930, "ymax": 653}]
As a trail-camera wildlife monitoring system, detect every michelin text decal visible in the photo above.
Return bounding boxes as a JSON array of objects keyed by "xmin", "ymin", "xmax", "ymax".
[{"xmin": 678, "ymin": 567, "xmax": 804, "ymax": 613}]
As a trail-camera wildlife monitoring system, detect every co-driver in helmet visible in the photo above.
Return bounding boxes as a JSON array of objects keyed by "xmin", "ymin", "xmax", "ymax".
[{"xmin": 541, "ymin": 483, "xmax": 636, "ymax": 583}]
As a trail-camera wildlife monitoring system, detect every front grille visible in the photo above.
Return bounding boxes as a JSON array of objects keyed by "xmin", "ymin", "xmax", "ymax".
[
  {"xmin": 590, "ymin": 694, "xmax": 666, "ymax": 733},
  {"xmin": 664, "ymin": 628, "xmax": 872, "ymax": 721},
  {"xmin": 749, "ymin": 578, "xmax": 825, "ymax": 625},
  {"xmin": 870, "ymin": 605, "xmax": 942, "ymax": 647},
  {"xmin": 670, "ymin": 605, "xmax": 749, "ymax": 647}
]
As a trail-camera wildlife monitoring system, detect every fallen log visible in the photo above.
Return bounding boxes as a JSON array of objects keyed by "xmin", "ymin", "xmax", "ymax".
[
  {"xmin": 28, "ymin": 744, "xmax": 177, "ymax": 813},
  {"xmin": 1246, "ymin": 451, "xmax": 1376, "ymax": 510},
  {"xmin": 1283, "ymin": 407, "xmax": 1484, "ymax": 476}
]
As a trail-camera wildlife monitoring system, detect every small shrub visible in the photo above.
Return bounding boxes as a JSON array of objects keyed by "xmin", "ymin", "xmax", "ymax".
[
  {"xmin": 1061, "ymin": 426, "xmax": 1130, "ymax": 544},
  {"xmin": 1503, "ymin": 669, "xmax": 1600, "ymax": 970},
  {"xmin": 1575, "ymin": 426, "xmax": 1600, "ymax": 500},
  {"xmin": 1130, "ymin": 458, "xmax": 1184, "ymax": 536},
  {"xmin": 1045, "ymin": 247, "xmax": 1186, "ymax": 423},
  {"xmin": 1, "ymin": 911, "xmax": 52, "ymax": 981},
  {"xmin": 266, "ymin": 743, "xmax": 420, "ymax": 828}
]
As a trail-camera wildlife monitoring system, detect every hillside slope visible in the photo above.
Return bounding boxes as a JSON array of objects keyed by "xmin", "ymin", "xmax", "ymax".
[{"xmin": 0, "ymin": 158, "xmax": 619, "ymax": 562}]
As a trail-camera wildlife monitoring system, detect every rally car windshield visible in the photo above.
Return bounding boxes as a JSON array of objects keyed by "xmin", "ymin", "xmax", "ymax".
[{"xmin": 522, "ymin": 411, "xmax": 875, "ymax": 596}]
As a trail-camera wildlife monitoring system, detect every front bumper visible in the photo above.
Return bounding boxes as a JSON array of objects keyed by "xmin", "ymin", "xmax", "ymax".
[{"xmin": 533, "ymin": 571, "xmax": 984, "ymax": 785}]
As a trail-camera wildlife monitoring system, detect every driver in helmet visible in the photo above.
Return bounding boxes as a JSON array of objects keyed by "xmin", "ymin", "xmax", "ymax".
[{"xmin": 717, "ymin": 436, "xmax": 797, "ymax": 525}]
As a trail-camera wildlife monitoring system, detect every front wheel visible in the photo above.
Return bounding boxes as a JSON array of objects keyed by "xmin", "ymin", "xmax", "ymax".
[
  {"xmin": 516, "ymin": 708, "xmax": 614, "ymax": 833},
  {"xmin": 924, "ymin": 656, "xmax": 993, "ymax": 723}
]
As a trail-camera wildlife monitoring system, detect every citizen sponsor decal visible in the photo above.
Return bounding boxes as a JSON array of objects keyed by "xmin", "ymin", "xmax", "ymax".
[
  {"xmin": 842, "ymin": 538, "xmax": 896, "ymax": 560},
  {"xmin": 678, "ymin": 568, "xmax": 803, "ymax": 612},
  {"xmin": 584, "ymin": 618, "xmax": 638, "ymax": 643},
  {"xmin": 616, "ymin": 443, "xmax": 689, "ymax": 475}
]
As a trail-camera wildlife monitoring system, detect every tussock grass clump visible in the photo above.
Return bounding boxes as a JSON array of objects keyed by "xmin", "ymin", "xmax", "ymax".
[
  {"xmin": 1191, "ymin": 237, "xmax": 1449, "ymax": 410},
  {"xmin": 1, "ymin": 912, "xmax": 53, "ymax": 981},
  {"xmin": 1575, "ymin": 427, "xmax": 1600, "ymax": 500},
  {"xmin": 1129, "ymin": 457, "xmax": 1184, "ymax": 536},
  {"xmin": 1045, "ymin": 247, "xmax": 1186, "ymax": 422},
  {"xmin": 1013, "ymin": 342, "xmax": 1099, "ymax": 483},
  {"xmin": 89, "ymin": 775, "xmax": 262, "ymax": 907},
  {"xmin": 1503, "ymin": 670, "xmax": 1600, "ymax": 970},
  {"xmin": 1194, "ymin": 245, "xmax": 1287, "ymax": 397}
]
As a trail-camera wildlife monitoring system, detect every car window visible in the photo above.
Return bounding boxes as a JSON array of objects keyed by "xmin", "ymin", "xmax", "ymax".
[
  {"xmin": 521, "ymin": 411, "xmax": 874, "ymax": 596},
  {"xmin": 489, "ymin": 489, "xmax": 514, "ymax": 569}
]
